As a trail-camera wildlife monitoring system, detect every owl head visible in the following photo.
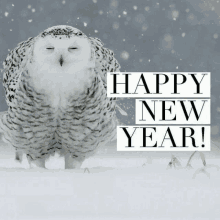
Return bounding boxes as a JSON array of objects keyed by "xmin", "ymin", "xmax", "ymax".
[
  {"xmin": 3, "ymin": 25, "xmax": 109, "ymax": 83},
  {"xmin": 28, "ymin": 25, "xmax": 96, "ymax": 72}
]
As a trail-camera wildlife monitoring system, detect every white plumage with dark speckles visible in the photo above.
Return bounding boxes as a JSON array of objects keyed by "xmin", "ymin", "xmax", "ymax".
[{"xmin": 0, "ymin": 25, "xmax": 125, "ymax": 169}]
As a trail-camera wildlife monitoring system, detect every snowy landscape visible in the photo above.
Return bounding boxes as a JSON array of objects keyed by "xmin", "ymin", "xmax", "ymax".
[
  {"xmin": 0, "ymin": 0, "xmax": 220, "ymax": 219},
  {"xmin": 1, "ymin": 138, "xmax": 220, "ymax": 220}
]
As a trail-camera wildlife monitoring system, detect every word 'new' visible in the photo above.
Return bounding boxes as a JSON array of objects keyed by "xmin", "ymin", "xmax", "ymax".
[{"xmin": 136, "ymin": 99, "xmax": 210, "ymax": 124}]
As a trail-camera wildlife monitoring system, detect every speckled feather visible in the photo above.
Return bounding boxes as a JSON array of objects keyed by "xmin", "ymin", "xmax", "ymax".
[{"xmin": 0, "ymin": 25, "xmax": 121, "ymax": 166}]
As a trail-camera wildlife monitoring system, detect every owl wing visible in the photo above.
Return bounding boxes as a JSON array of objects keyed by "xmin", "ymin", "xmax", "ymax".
[
  {"xmin": 2, "ymin": 37, "xmax": 34, "ymax": 108},
  {"xmin": 89, "ymin": 37, "xmax": 127, "ymax": 116},
  {"xmin": 0, "ymin": 111, "xmax": 7, "ymax": 133}
]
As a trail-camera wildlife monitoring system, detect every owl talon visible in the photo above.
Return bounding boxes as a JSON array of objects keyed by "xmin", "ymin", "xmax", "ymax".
[
  {"xmin": 65, "ymin": 154, "xmax": 85, "ymax": 169},
  {"xmin": 27, "ymin": 154, "xmax": 46, "ymax": 169}
]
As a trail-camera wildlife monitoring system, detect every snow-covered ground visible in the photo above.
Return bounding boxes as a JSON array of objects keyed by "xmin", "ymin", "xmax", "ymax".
[{"xmin": 0, "ymin": 140, "xmax": 220, "ymax": 220}]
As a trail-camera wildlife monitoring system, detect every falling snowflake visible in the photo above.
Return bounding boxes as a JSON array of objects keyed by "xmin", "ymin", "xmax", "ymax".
[
  {"xmin": 145, "ymin": 6, "xmax": 150, "ymax": 11},
  {"xmin": 176, "ymin": 66, "xmax": 178, "ymax": 69},
  {"xmin": 214, "ymin": 33, "xmax": 218, "ymax": 39},
  {"xmin": 10, "ymin": 29, "xmax": 12, "ymax": 31},
  {"xmin": 186, "ymin": 8, "xmax": 190, "ymax": 13},
  {"xmin": 135, "ymin": 14, "xmax": 145, "ymax": 24},
  {"xmin": 110, "ymin": 0, "xmax": 118, "ymax": 7},
  {"xmin": 123, "ymin": 11, "xmax": 127, "ymax": 15},
  {"xmin": 112, "ymin": 22, "xmax": 119, "ymax": 30},
  {"xmin": 84, "ymin": 22, "xmax": 87, "ymax": 27},
  {"xmin": 187, "ymin": 13, "xmax": 197, "ymax": 25},
  {"xmin": 62, "ymin": 0, "xmax": 66, "ymax": 4},
  {"xmin": 118, "ymin": 15, "xmax": 121, "ymax": 18},
  {"xmin": 93, "ymin": 0, "xmax": 97, "ymax": 3},
  {"xmin": 12, "ymin": 4, "xmax": 14, "ymax": 6},
  {"xmin": 5, "ymin": 12, "xmax": 9, "ymax": 17},
  {"xmin": 27, "ymin": 5, "xmax": 31, "ymax": 9},
  {"xmin": 11, "ymin": 19, "xmax": 14, "ymax": 21},
  {"xmin": 164, "ymin": 34, "xmax": 172, "ymax": 42},
  {"xmin": 182, "ymin": 33, "xmax": 186, "ymax": 37},
  {"xmin": 148, "ymin": 59, "xmax": 151, "ymax": 62},
  {"xmin": 142, "ymin": 24, "xmax": 148, "ymax": 31},
  {"xmin": 32, "ymin": 8, "xmax": 35, "ymax": 13},
  {"xmin": 28, "ymin": 19, "xmax": 32, "ymax": 22},
  {"xmin": 123, "ymin": 39, "xmax": 125, "ymax": 41},
  {"xmin": 99, "ymin": 10, "xmax": 103, "ymax": 15},
  {"xmin": 94, "ymin": 30, "xmax": 98, "ymax": 33},
  {"xmin": 120, "ymin": 51, "xmax": 129, "ymax": 60},
  {"xmin": 133, "ymin": 5, "xmax": 138, "ymax": 10},
  {"xmin": 172, "ymin": 10, "xmax": 179, "ymax": 20}
]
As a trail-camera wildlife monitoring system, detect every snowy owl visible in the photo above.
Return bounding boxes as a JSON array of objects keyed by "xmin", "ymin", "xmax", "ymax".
[{"xmin": 0, "ymin": 25, "xmax": 125, "ymax": 169}]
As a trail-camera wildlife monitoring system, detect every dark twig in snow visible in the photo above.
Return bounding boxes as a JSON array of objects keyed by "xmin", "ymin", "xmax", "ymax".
[
  {"xmin": 84, "ymin": 168, "xmax": 90, "ymax": 173},
  {"xmin": 186, "ymin": 151, "xmax": 197, "ymax": 169},
  {"xmin": 167, "ymin": 154, "xmax": 182, "ymax": 169},
  {"xmin": 192, "ymin": 152, "xmax": 220, "ymax": 179}
]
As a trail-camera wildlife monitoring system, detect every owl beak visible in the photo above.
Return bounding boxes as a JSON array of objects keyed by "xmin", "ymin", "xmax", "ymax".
[{"xmin": 59, "ymin": 55, "xmax": 64, "ymax": 66}]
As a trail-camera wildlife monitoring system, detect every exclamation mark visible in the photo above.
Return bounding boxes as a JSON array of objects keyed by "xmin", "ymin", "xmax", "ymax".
[{"xmin": 202, "ymin": 127, "xmax": 205, "ymax": 147}]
